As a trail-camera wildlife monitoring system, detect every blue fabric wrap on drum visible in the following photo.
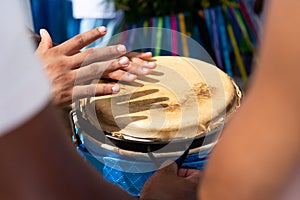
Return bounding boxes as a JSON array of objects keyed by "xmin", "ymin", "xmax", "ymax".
[{"xmin": 75, "ymin": 127, "xmax": 210, "ymax": 197}]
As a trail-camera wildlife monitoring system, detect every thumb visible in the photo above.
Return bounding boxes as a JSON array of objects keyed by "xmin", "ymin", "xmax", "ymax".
[{"xmin": 37, "ymin": 29, "xmax": 53, "ymax": 52}]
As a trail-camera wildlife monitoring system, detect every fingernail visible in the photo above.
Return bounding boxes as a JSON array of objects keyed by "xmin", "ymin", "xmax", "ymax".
[
  {"xmin": 127, "ymin": 74, "xmax": 137, "ymax": 79},
  {"xmin": 145, "ymin": 52, "xmax": 152, "ymax": 56},
  {"xmin": 98, "ymin": 26, "xmax": 106, "ymax": 34},
  {"xmin": 117, "ymin": 44, "xmax": 126, "ymax": 53},
  {"xmin": 147, "ymin": 62, "xmax": 156, "ymax": 67},
  {"xmin": 119, "ymin": 57, "xmax": 129, "ymax": 65},
  {"xmin": 112, "ymin": 84, "xmax": 120, "ymax": 93},
  {"xmin": 142, "ymin": 67, "xmax": 150, "ymax": 74},
  {"xmin": 39, "ymin": 29, "xmax": 46, "ymax": 37}
]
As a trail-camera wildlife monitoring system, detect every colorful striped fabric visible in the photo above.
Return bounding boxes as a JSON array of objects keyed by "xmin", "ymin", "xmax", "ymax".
[
  {"xmin": 113, "ymin": 5, "xmax": 258, "ymax": 87},
  {"xmin": 31, "ymin": 1, "xmax": 260, "ymax": 87}
]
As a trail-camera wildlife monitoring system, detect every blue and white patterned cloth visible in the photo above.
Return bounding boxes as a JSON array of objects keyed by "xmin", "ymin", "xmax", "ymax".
[{"xmin": 75, "ymin": 129, "xmax": 211, "ymax": 196}]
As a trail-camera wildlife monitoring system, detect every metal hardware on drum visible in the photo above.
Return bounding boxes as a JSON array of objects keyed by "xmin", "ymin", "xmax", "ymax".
[{"xmin": 69, "ymin": 110, "xmax": 81, "ymax": 146}]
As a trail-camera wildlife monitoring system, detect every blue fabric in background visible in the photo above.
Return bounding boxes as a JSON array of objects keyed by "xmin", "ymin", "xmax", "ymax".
[{"xmin": 31, "ymin": 0, "xmax": 80, "ymax": 43}]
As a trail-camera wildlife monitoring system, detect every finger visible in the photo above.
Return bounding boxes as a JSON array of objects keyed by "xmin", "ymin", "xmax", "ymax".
[
  {"xmin": 178, "ymin": 168, "xmax": 203, "ymax": 185},
  {"xmin": 36, "ymin": 29, "xmax": 53, "ymax": 53},
  {"xmin": 106, "ymin": 69, "xmax": 137, "ymax": 82},
  {"xmin": 70, "ymin": 44, "xmax": 127, "ymax": 69},
  {"xmin": 74, "ymin": 57, "xmax": 130, "ymax": 84},
  {"xmin": 178, "ymin": 168, "xmax": 202, "ymax": 177},
  {"xmin": 135, "ymin": 52, "xmax": 153, "ymax": 59},
  {"xmin": 125, "ymin": 51, "xmax": 153, "ymax": 60},
  {"xmin": 73, "ymin": 83, "xmax": 120, "ymax": 101},
  {"xmin": 178, "ymin": 168, "xmax": 188, "ymax": 177},
  {"xmin": 51, "ymin": 90, "xmax": 72, "ymax": 107},
  {"xmin": 58, "ymin": 26, "xmax": 107, "ymax": 55},
  {"xmin": 124, "ymin": 60, "xmax": 156, "ymax": 75},
  {"xmin": 133, "ymin": 52, "xmax": 157, "ymax": 61}
]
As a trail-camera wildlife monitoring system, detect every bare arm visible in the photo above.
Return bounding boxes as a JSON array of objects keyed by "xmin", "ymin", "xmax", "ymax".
[
  {"xmin": 0, "ymin": 103, "xmax": 133, "ymax": 199},
  {"xmin": 199, "ymin": 1, "xmax": 300, "ymax": 199}
]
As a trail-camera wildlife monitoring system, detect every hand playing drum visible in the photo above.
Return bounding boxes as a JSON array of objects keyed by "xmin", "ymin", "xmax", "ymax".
[
  {"xmin": 36, "ymin": 26, "xmax": 156, "ymax": 107},
  {"xmin": 140, "ymin": 162, "xmax": 203, "ymax": 200}
]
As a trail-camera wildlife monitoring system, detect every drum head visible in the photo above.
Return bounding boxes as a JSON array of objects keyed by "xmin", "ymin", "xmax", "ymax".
[{"xmin": 79, "ymin": 56, "xmax": 241, "ymax": 144}]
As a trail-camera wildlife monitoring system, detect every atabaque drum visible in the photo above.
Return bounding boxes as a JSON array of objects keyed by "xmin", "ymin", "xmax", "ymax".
[{"xmin": 72, "ymin": 56, "xmax": 242, "ymax": 196}]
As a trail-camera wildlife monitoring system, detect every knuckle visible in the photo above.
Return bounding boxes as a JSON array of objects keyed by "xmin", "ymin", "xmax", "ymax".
[
  {"xmin": 83, "ymin": 48, "xmax": 96, "ymax": 62},
  {"xmin": 50, "ymin": 47, "xmax": 60, "ymax": 55},
  {"xmin": 47, "ymin": 57, "xmax": 68, "ymax": 69},
  {"xmin": 85, "ymin": 47, "xmax": 95, "ymax": 56},
  {"xmin": 52, "ymin": 89, "xmax": 71, "ymax": 106},
  {"xmin": 90, "ymin": 63, "xmax": 100, "ymax": 75},
  {"xmin": 74, "ymin": 34, "xmax": 85, "ymax": 45},
  {"xmin": 65, "ymin": 72, "xmax": 75, "ymax": 85},
  {"xmin": 60, "ymin": 90, "xmax": 71, "ymax": 100},
  {"xmin": 111, "ymin": 60, "xmax": 121, "ymax": 70},
  {"xmin": 107, "ymin": 71, "xmax": 122, "ymax": 80},
  {"xmin": 101, "ymin": 84, "xmax": 110, "ymax": 94},
  {"xmin": 57, "ymin": 59, "xmax": 67, "ymax": 68},
  {"xmin": 85, "ymin": 86, "xmax": 96, "ymax": 97},
  {"xmin": 53, "ymin": 73, "xmax": 74, "ymax": 88},
  {"xmin": 108, "ymin": 45, "xmax": 121, "ymax": 56},
  {"xmin": 106, "ymin": 73, "xmax": 115, "ymax": 80}
]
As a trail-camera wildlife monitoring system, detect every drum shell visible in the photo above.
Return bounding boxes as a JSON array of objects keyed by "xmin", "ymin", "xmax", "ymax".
[{"xmin": 73, "ymin": 120, "xmax": 215, "ymax": 196}]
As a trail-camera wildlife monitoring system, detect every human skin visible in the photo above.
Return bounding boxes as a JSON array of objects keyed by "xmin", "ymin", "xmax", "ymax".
[
  {"xmin": 141, "ymin": 1, "xmax": 300, "ymax": 200},
  {"xmin": 36, "ymin": 26, "xmax": 156, "ymax": 107},
  {"xmin": 199, "ymin": 1, "xmax": 300, "ymax": 199}
]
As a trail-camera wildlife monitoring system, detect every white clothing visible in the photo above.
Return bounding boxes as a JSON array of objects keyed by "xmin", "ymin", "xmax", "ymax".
[
  {"xmin": 18, "ymin": 0, "xmax": 34, "ymax": 30},
  {"xmin": 0, "ymin": 0, "xmax": 51, "ymax": 136},
  {"xmin": 72, "ymin": 0, "xmax": 116, "ymax": 19}
]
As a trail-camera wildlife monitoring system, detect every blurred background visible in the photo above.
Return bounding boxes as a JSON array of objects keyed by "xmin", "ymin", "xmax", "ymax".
[{"xmin": 28, "ymin": 0, "xmax": 264, "ymax": 90}]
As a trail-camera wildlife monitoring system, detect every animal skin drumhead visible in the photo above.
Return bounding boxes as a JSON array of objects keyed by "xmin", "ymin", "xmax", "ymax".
[{"xmin": 80, "ymin": 56, "xmax": 241, "ymax": 142}]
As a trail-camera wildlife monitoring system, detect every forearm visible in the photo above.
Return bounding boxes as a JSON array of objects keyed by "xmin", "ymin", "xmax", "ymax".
[
  {"xmin": 198, "ymin": 79, "xmax": 300, "ymax": 200},
  {"xmin": 198, "ymin": 2, "xmax": 300, "ymax": 199},
  {"xmin": 0, "ymin": 103, "xmax": 132, "ymax": 199}
]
